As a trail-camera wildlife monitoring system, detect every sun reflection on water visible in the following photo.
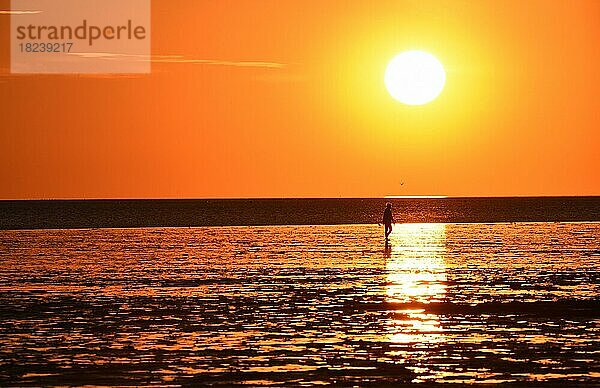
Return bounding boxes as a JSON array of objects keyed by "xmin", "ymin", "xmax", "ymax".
[
  {"xmin": 1, "ymin": 223, "xmax": 599, "ymax": 385},
  {"xmin": 385, "ymin": 223, "xmax": 447, "ymax": 346}
]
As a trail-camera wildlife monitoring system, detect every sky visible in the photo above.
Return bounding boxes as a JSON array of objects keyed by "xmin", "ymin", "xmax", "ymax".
[{"xmin": 1, "ymin": 0, "xmax": 599, "ymax": 199}]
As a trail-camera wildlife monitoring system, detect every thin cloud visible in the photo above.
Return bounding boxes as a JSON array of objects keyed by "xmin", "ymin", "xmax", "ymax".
[
  {"xmin": 153, "ymin": 58, "xmax": 285, "ymax": 69},
  {"xmin": 68, "ymin": 53, "xmax": 286, "ymax": 69},
  {"xmin": 0, "ymin": 10, "xmax": 43, "ymax": 15}
]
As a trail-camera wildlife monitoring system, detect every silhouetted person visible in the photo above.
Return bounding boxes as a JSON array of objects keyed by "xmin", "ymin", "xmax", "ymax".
[{"xmin": 383, "ymin": 203, "xmax": 395, "ymax": 241}]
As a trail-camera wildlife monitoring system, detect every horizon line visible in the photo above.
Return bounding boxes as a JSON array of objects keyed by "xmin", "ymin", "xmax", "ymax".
[
  {"xmin": 385, "ymin": 195, "xmax": 448, "ymax": 199},
  {"xmin": 1, "ymin": 195, "xmax": 600, "ymax": 202}
]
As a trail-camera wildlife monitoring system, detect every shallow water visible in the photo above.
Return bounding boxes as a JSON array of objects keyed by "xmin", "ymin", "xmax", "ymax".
[{"xmin": 0, "ymin": 222, "xmax": 599, "ymax": 385}]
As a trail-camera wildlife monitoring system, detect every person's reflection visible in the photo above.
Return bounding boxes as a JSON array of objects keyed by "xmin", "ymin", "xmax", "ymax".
[{"xmin": 384, "ymin": 241, "xmax": 392, "ymax": 258}]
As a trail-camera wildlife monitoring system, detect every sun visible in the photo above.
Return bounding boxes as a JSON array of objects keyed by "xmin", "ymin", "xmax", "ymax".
[{"xmin": 384, "ymin": 50, "xmax": 446, "ymax": 106}]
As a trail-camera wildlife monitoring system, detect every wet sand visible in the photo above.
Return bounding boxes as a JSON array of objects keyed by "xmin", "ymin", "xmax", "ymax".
[{"xmin": 0, "ymin": 223, "xmax": 599, "ymax": 385}]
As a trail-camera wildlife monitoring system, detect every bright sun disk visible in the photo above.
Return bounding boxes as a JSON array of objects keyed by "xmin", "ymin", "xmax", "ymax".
[{"xmin": 384, "ymin": 50, "xmax": 446, "ymax": 105}]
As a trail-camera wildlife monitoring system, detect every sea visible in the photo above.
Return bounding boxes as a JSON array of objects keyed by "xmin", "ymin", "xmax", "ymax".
[{"xmin": 0, "ymin": 197, "xmax": 599, "ymax": 385}]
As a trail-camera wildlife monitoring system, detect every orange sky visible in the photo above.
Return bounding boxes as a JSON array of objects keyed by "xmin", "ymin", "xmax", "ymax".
[{"xmin": 1, "ymin": 0, "xmax": 599, "ymax": 199}]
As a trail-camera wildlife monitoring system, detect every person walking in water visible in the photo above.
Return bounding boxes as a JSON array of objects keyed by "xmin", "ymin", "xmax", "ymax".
[{"xmin": 383, "ymin": 203, "xmax": 395, "ymax": 241}]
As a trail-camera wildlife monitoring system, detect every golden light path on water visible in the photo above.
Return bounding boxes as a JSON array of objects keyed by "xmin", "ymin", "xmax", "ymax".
[
  {"xmin": 384, "ymin": 223, "xmax": 447, "ymax": 351},
  {"xmin": 0, "ymin": 222, "xmax": 599, "ymax": 385}
]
